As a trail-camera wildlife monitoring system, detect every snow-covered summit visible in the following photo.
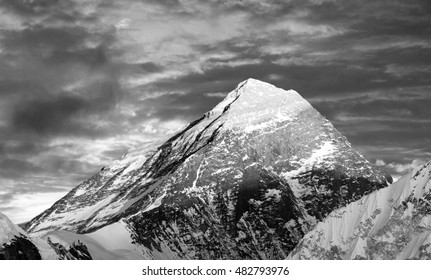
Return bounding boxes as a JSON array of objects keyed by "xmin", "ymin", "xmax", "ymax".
[
  {"xmin": 223, "ymin": 78, "xmax": 297, "ymax": 101},
  {"xmin": 210, "ymin": 79, "xmax": 310, "ymax": 128}
]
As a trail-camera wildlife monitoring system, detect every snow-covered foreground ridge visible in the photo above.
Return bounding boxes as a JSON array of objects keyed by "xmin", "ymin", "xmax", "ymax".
[
  {"xmin": 289, "ymin": 160, "xmax": 431, "ymax": 260},
  {"xmin": 0, "ymin": 212, "xmax": 42, "ymax": 259},
  {"xmin": 0, "ymin": 211, "xmax": 143, "ymax": 259},
  {"xmin": 20, "ymin": 78, "xmax": 390, "ymax": 259},
  {"xmin": 0, "ymin": 212, "xmax": 26, "ymax": 245}
]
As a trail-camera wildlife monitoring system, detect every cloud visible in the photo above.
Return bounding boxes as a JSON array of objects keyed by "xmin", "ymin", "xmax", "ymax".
[
  {"xmin": 0, "ymin": 158, "xmax": 43, "ymax": 179},
  {"xmin": 375, "ymin": 158, "xmax": 427, "ymax": 180},
  {"xmin": 12, "ymin": 95, "xmax": 88, "ymax": 135},
  {"xmin": 0, "ymin": 191, "xmax": 68, "ymax": 224},
  {"xmin": 205, "ymin": 92, "xmax": 227, "ymax": 98}
]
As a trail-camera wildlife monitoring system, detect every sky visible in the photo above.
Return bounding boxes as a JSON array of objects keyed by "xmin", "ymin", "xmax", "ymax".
[{"xmin": 0, "ymin": 0, "xmax": 430, "ymax": 223}]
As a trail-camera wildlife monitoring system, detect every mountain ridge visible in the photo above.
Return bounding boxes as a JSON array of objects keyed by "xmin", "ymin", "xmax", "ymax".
[
  {"xmin": 24, "ymin": 78, "xmax": 391, "ymax": 259},
  {"xmin": 288, "ymin": 160, "xmax": 431, "ymax": 259}
]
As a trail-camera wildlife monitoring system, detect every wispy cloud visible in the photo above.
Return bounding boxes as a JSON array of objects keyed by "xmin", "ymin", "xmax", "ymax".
[{"xmin": 376, "ymin": 158, "xmax": 428, "ymax": 180}]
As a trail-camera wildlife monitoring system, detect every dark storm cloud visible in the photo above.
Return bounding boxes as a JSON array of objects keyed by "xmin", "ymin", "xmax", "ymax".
[
  {"xmin": 0, "ymin": 3, "xmax": 121, "ymax": 138},
  {"xmin": 10, "ymin": 93, "xmax": 115, "ymax": 137},
  {"xmin": 3, "ymin": 25, "xmax": 90, "ymax": 51},
  {"xmin": 4, "ymin": 142, "xmax": 44, "ymax": 156},
  {"xmin": 0, "ymin": 24, "xmax": 116, "ymax": 90},
  {"xmin": 0, "ymin": 80, "xmax": 45, "ymax": 97},
  {"xmin": 2, "ymin": 0, "xmax": 60, "ymax": 15},
  {"xmin": 45, "ymin": 44, "xmax": 111, "ymax": 68},
  {"xmin": 0, "ymin": 158, "xmax": 43, "ymax": 179},
  {"xmin": 137, "ymin": 62, "xmax": 165, "ymax": 73}
]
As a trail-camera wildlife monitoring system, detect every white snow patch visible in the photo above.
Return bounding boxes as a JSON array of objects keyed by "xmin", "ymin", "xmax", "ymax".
[
  {"xmin": 74, "ymin": 188, "xmax": 86, "ymax": 196},
  {"xmin": 308, "ymin": 141, "xmax": 337, "ymax": 162},
  {"xmin": 265, "ymin": 189, "xmax": 282, "ymax": 199},
  {"xmin": 282, "ymin": 140, "xmax": 337, "ymax": 178},
  {"xmin": 143, "ymin": 192, "xmax": 166, "ymax": 213},
  {"xmin": 234, "ymin": 171, "xmax": 243, "ymax": 179},
  {"xmin": 212, "ymin": 167, "xmax": 231, "ymax": 175}
]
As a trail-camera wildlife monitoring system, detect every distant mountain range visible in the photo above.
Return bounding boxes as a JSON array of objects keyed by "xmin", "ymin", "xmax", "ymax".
[
  {"xmin": 289, "ymin": 160, "xmax": 431, "ymax": 259},
  {"xmin": 3, "ymin": 79, "xmax": 424, "ymax": 260}
]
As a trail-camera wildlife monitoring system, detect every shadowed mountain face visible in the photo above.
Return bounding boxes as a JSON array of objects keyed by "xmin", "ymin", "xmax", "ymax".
[{"xmin": 24, "ymin": 79, "xmax": 391, "ymax": 259}]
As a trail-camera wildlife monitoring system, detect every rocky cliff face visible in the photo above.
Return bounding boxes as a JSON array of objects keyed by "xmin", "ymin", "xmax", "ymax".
[
  {"xmin": 46, "ymin": 237, "xmax": 92, "ymax": 260},
  {"xmin": 0, "ymin": 236, "xmax": 42, "ymax": 260},
  {"xmin": 24, "ymin": 79, "xmax": 390, "ymax": 259},
  {"xmin": 288, "ymin": 161, "xmax": 431, "ymax": 260}
]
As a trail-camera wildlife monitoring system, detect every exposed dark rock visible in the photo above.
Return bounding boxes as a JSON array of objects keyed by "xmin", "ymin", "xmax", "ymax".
[
  {"xmin": 0, "ymin": 235, "xmax": 41, "ymax": 260},
  {"xmin": 47, "ymin": 237, "xmax": 92, "ymax": 260}
]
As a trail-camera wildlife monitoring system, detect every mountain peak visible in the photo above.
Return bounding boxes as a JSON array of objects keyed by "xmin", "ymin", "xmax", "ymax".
[
  {"xmin": 25, "ymin": 79, "xmax": 390, "ymax": 260},
  {"xmin": 235, "ymin": 78, "xmax": 275, "ymax": 91},
  {"xmin": 225, "ymin": 78, "xmax": 295, "ymax": 100},
  {"xmin": 211, "ymin": 78, "xmax": 311, "ymax": 127}
]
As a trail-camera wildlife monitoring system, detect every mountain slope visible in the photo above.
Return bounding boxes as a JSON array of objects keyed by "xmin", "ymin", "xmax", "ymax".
[
  {"xmin": 25, "ymin": 78, "xmax": 390, "ymax": 259},
  {"xmin": 288, "ymin": 160, "xmax": 431, "ymax": 260},
  {"xmin": 0, "ymin": 212, "xmax": 96, "ymax": 260},
  {"xmin": 0, "ymin": 212, "xmax": 41, "ymax": 260},
  {"xmin": 38, "ymin": 221, "xmax": 145, "ymax": 260}
]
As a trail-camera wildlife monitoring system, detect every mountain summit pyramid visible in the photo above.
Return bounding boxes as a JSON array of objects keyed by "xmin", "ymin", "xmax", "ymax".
[{"xmin": 24, "ymin": 78, "xmax": 391, "ymax": 259}]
